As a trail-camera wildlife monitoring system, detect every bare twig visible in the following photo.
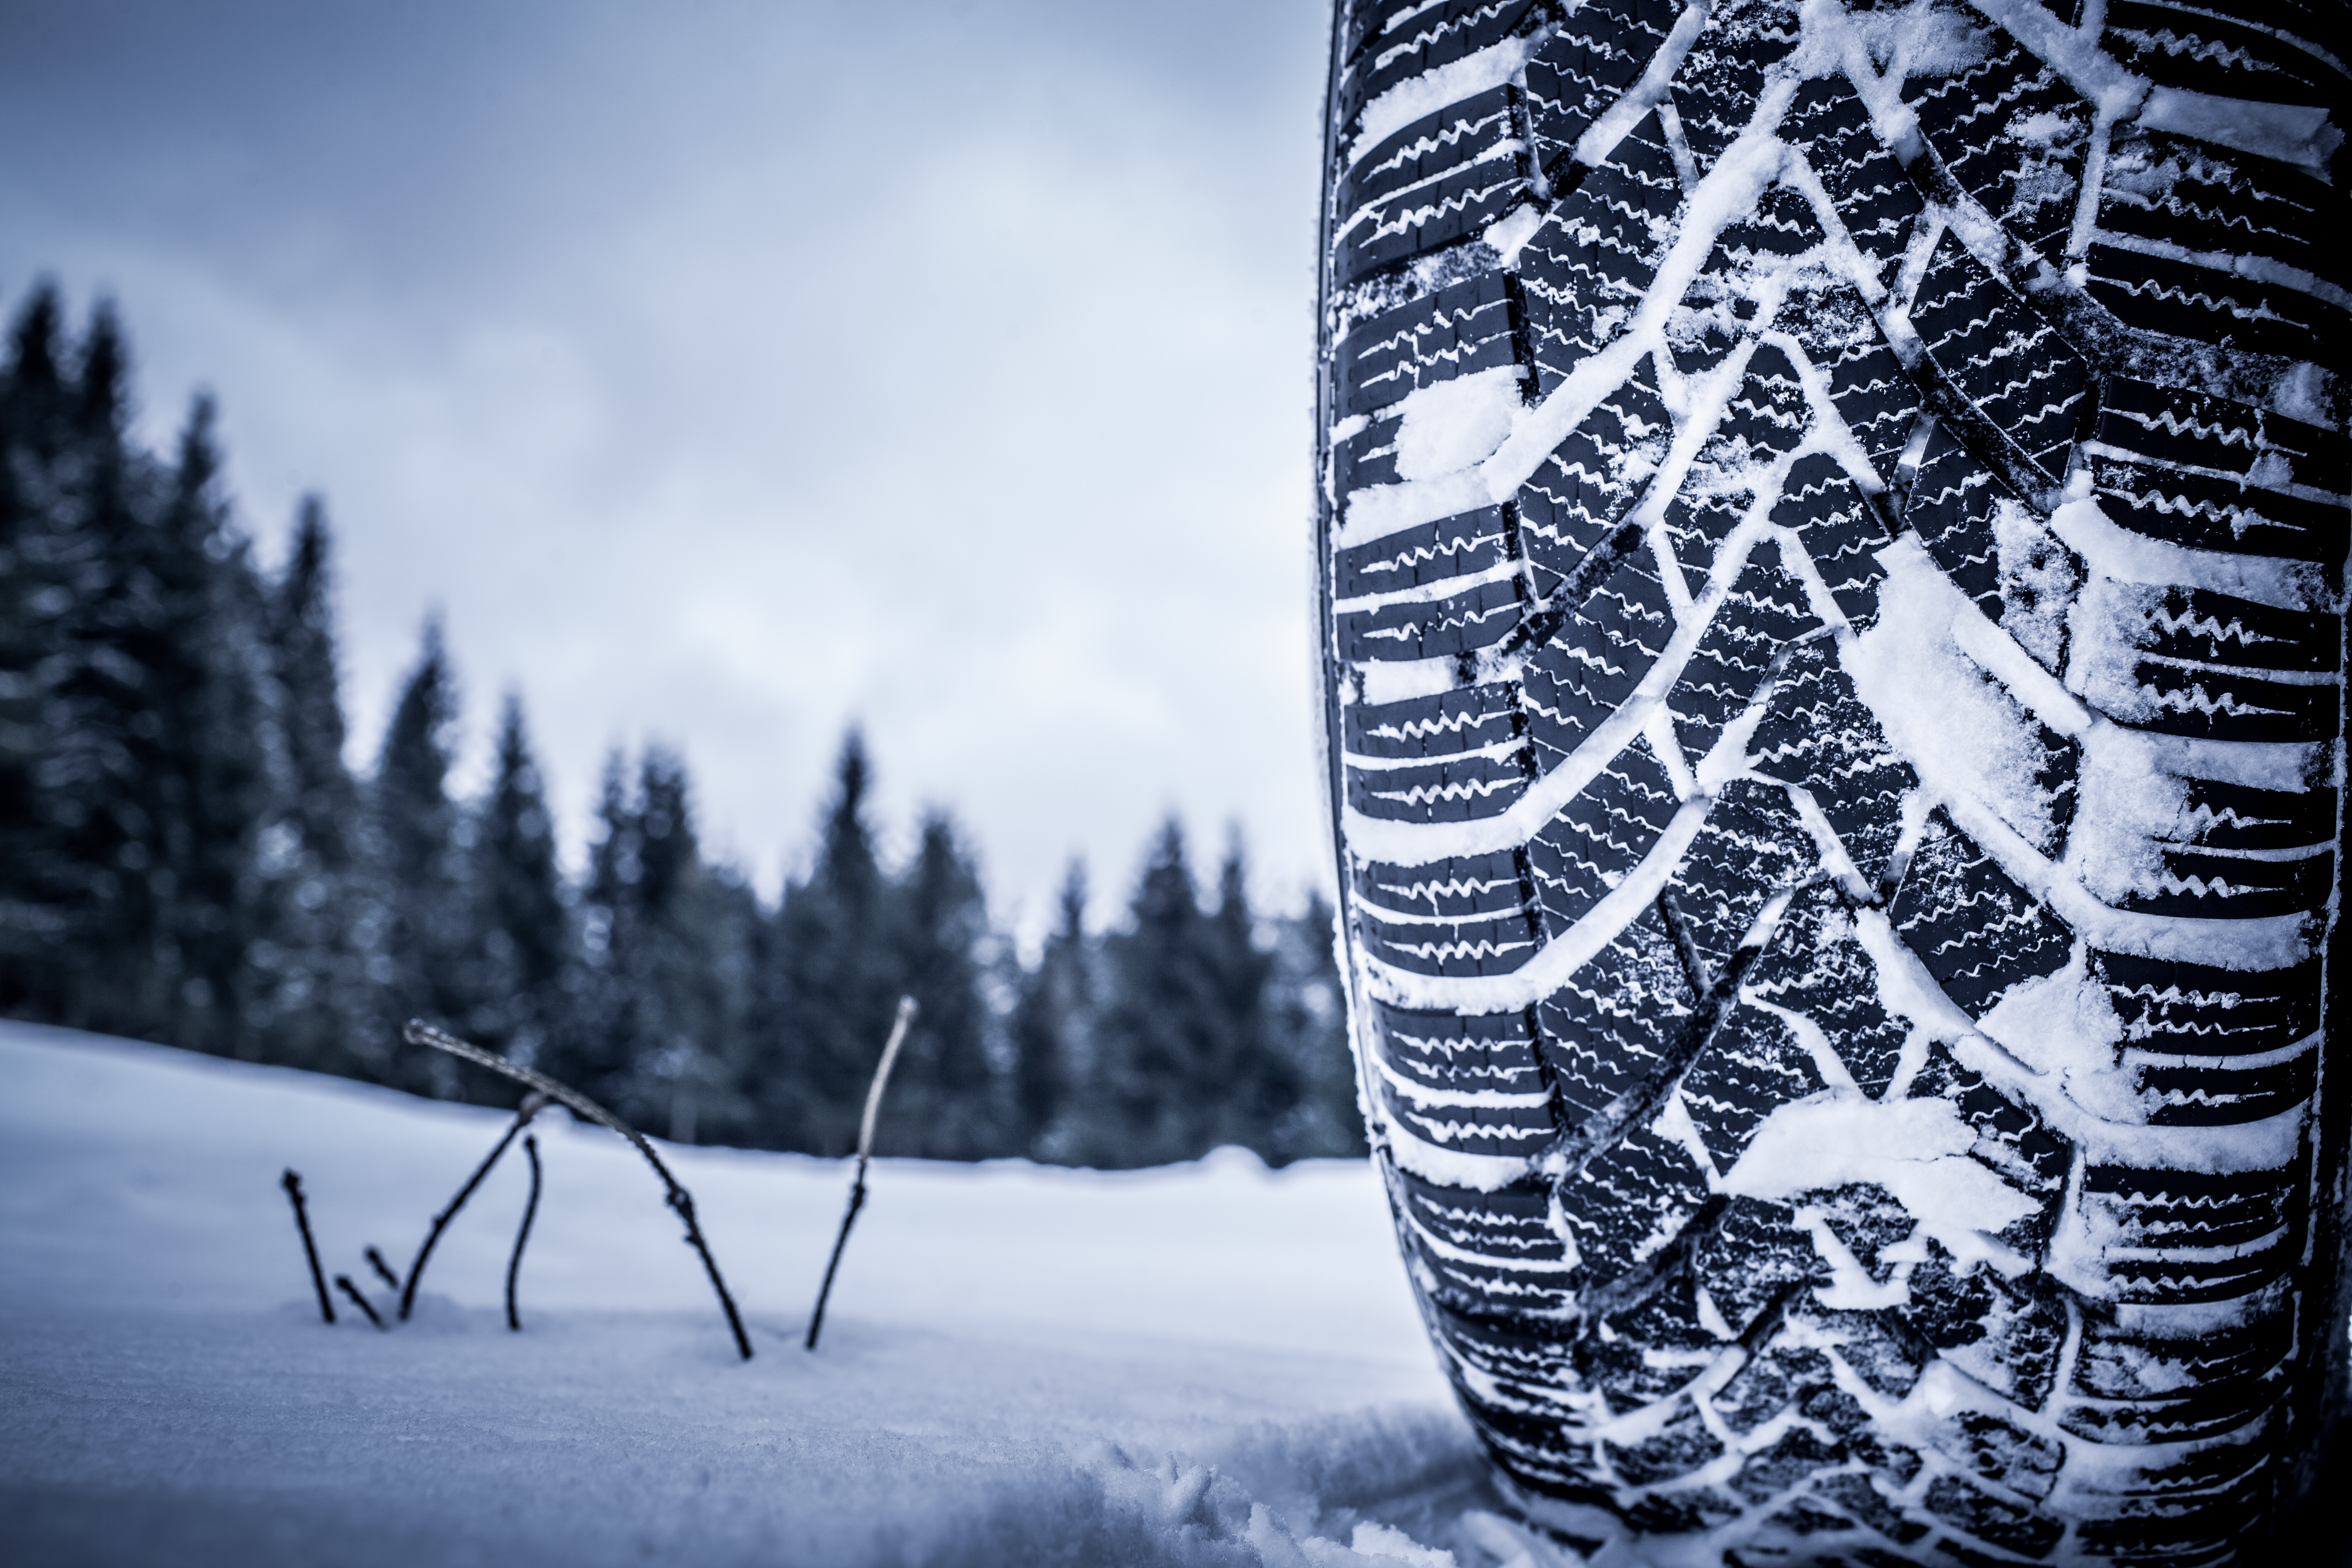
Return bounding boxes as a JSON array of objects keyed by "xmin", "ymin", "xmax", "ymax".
[
  {"xmin": 506, "ymin": 1133, "xmax": 542, "ymax": 1332},
  {"xmin": 398, "ymin": 1090, "xmax": 548, "ymax": 1323},
  {"xmin": 807, "ymin": 995, "xmax": 918, "ymax": 1351},
  {"xmin": 336, "ymin": 1274, "xmax": 387, "ymax": 1329},
  {"xmin": 281, "ymin": 1169, "xmax": 335, "ymax": 1324},
  {"xmin": 403, "ymin": 1019, "xmax": 754, "ymax": 1361},
  {"xmin": 365, "ymin": 1247, "xmax": 403, "ymax": 1295}
]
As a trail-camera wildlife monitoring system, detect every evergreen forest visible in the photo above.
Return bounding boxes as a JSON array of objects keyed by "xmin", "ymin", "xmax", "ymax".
[{"xmin": 0, "ymin": 284, "xmax": 1366, "ymax": 1166}]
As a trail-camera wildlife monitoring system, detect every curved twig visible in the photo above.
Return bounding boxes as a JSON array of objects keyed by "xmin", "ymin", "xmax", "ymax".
[
  {"xmin": 807, "ymin": 995, "xmax": 918, "ymax": 1351},
  {"xmin": 398, "ymin": 1092, "xmax": 545, "ymax": 1322},
  {"xmin": 402, "ymin": 1019, "xmax": 753, "ymax": 1361},
  {"xmin": 506, "ymin": 1133, "xmax": 542, "ymax": 1331}
]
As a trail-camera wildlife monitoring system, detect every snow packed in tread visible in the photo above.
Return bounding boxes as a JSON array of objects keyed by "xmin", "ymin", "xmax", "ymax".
[{"xmin": 1315, "ymin": 0, "xmax": 2350, "ymax": 1547}]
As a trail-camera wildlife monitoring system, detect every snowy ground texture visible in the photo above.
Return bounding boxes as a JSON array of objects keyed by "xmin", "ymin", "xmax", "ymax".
[{"xmin": 2, "ymin": 1021, "xmax": 1602, "ymax": 1568}]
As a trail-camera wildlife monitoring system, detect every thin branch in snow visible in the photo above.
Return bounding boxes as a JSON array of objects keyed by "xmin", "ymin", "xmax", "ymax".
[
  {"xmin": 398, "ymin": 1089, "xmax": 548, "ymax": 1323},
  {"xmin": 807, "ymin": 995, "xmax": 919, "ymax": 1352},
  {"xmin": 506, "ymin": 1134, "xmax": 542, "ymax": 1333},
  {"xmin": 281, "ymin": 1169, "xmax": 335, "ymax": 1324},
  {"xmin": 402, "ymin": 1019, "xmax": 754, "ymax": 1361},
  {"xmin": 365, "ymin": 1247, "xmax": 402, "ymax": 1296},
  {"xmin": 335, "ymin": 1274, "xmax": 387, "ymax": 1330}
]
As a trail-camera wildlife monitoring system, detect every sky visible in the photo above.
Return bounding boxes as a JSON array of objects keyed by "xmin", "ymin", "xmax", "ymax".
[{"xmin": 0, "ymin": 0, "xmax": 1335, "ymax": 941}]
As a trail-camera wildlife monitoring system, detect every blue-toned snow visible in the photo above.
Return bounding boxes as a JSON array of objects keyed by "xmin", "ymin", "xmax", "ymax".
[{"xmin": 0, "ymin": 1023, "xmax": 1582, "ymax": 1567}]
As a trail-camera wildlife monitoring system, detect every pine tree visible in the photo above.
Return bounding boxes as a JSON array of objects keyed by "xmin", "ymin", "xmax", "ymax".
[
  {"xmin": 883, "ymin": 811, "xmax": 999, "ymax": 1159},
  {"xmin": 1008, "ymin": 860, "xmax": 1092, "ymax": 1160},
  {"xmin": 1201, "ymin": 833, "xmax": 1293, "ymax": 1156},
  {"xmin": 1088, "ymin": 818, "xmax": 1228, "ymax": 1167},
  {"xmin": 0, "ymin": 286, "xmax": 80, "ymax": 1019},
  {"xmin": 151, "ymin": 399, "xmax": 277, "ymax": 1058},
  {"xmin": 467, "ymin": 694, "xmax": 570, "ymax": 1073},
  {"xmin": 367, "ymin": 618, "xmax": 473, "ymax": 1092},
  {"xmin": 1265, "ymin": 891, "xmax": 1367, "ymax": 1160},
  {"xmin": 257, "ymin": 498, "xmax": 367, "ymax": 1074},
  {"xmin": 752, "ymin": 731, "xmax": 903, "ymax": 1154}
]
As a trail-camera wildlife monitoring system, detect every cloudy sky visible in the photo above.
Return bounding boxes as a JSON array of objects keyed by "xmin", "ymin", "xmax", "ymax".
[{"xmin": 0, "ymin": 0, "xmax": 1333, "ymax": 938}]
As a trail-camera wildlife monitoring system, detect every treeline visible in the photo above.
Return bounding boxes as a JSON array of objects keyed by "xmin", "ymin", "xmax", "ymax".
[{"xmin": 0, "ymin": 284, "xmax": 1364, "ymax": 1166}]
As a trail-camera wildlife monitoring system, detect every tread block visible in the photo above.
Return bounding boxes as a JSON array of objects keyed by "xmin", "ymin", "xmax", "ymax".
[
  {"xmin": 1340, "ymin": 575, "xmax": 1524, "ymax": 663},
  {"xmin": 1659, "ymin": 488, "xmax": 1747, "ymax": 588},
  {"xmin": 2080, "ymin": 1161, "xmax": 2298, "ymax": 1253},
  {"xmin": 1398, "ymin": 1171, "xmax": 1575, "ymax": 1309},
  {"xmin": 1899, "ymin": 1241, "xmax": 2069, "ymax": 1409},
  {"xmin": 2084, "ymin": 241, "xmax": 2352, "ymax": 366},
  {"xmin": 1666, "ymin": 536, "xmax": 1823, "ymax": 760},
  {"xmin": 1789, "ymin": 284, "xmax": 1923, "ymax": 483},
  {"xmin": 2098, "ymin": 132, "xmax": 2344, "ymax": 294},
  {"xmin": 1373, "ymin": 1001, "xmax": 1550, "ymax": 1097},
  {"xmin": 1357, "ymin": 847, "xmax": 1529, "ymax": 919},
  {"xmin": 2094, "ymin": 950, "xmax": 2321, "ymax": 1056},
  {"xmin": 2093, "ymin": 374, "xmax": 2349, "ymax": 499},
  {"xmin": 2118, "ymin": 844, "xmax": 2332, "ymax": 920},
  {"xmin": 1888, "ymin": 809, "xmax": 2070, "ymax": 1017},
  {"xmin": 1905, "ymin": 423, "xmax": 2009, "ymax": 619},
  {"xmin": 1746, "ymin": 637, "xmax": 1916, "ymax": 885},
  {"xmin": 1347, "ymin": 749, "xmax": 1531, "ymax": 824},
  {"xmin": 1709, "ymin": 1329, "xmax": 1834, "ymax": 1436},
  {"xmin": 1581, "ymin": 1264, "xmax": 1717, "ymax": 1406},
  {"xmin": 1743, "ymin": 882, "xmax": 1908, "ymax": 1097},
  {"xmin": 1337, "ymin": 149, "xmax": 1534, "ymax": 286},
  {"xmin": 2071, "ymin": 1311, "xmax": 2291, "ymax": 1408},
  {"xmin": 1516, "ymin": 358, "xmax": 1673, "ymax": 588},
  {"xmin": 1607, "ymin": 1398, "xmax": 1725, "ymax": 1486},
  {"xmin": 2102, "ymin": 0, "xmax": 2340, "ymax": 104},
  {"xmin": 1518, "ymin": 119, "xmax": 1679, "ymax": 395},
  {"xmin": 1336, "ymin": 406, "xmax": 1403, "ymax": 498},
  {"xmin": 1692, "ymin": 1195, "xmax": 1824, "ymax": 1334},
  {"xmin": 1522, "ymin": 548, "xmax": 1677, "ymax": 763},
  {"xmin": 2166, "ymin": 776, "xmax": 2336, "ymax": 853},
  {"xmin": 1906, "ymin": 30, "xmax": 2092, "ymax": 259},
  {"xmin": 1664, "ymin": 776, "xmax": 1815, "ymax": 973},
  {"xmin": 1341, "ymin": 85, "xmax": 1523, "ymax": 227},
  {"xmin": 1714, "ymin": 340, "xmax": 1813, "ymax": 462},
  {"xmin": 1335, "ymin": 507, "xmax": 1513, "ymax": 600},
  {"xmin": 1911, "ymin": 236, "xmax": 2094, "ymax": 481},
  {"xmin": 1344, "ymin": 680, "xmax": 1522, "ymax": 761},
  {"xmin": 1770, "ymin": 453, "xmax": 1893, "ymax": 627},
  {"xmin": 1679, "ymin": 1000, "xmax": 1826, "ymax": 1171},
  {"xmin": 1336, "ymin": 271, "xmax": 1522, "ymax": 420},
  {"xmin": 2082, "ymin": 462, "xmax": 2349, "ymax": 573},
  {"xmin": 1669, "ymin": 0, "xmax": 1800, "ymax": 170},
  {"xmin": 1360, "ymin": 904, "xmax": 1541, "ymax": 977},
  {"xmin": 2133, "ymin": 1039, "xmax": 2316, "ymax": 1125},
  {"xmin": 2120, "ymin": 583, "xmax": 2339, "ymax": 674},
  {"xmin": 1787, "ymin": 75, "xmax": 1922, "ymax": 278},
  {"xmin": 2081, "ymin": 1160, "xmax": 2300, "ymax": 1304},
  {"xmin": 1523, "ymin": 0, "xmax": 1680, "ymax": 171},
  {"xmin": 1427, "ymin": 1292, "xmax": 1583, "ymax": 1392},
  {"xmin": 1527, "ymin": 737, "xmax": 1682, "ymax": 938},
  {"xmin": 1921, "ymin": 1471, "xmax": 2064, "ymax": 1558},
  {"xmin": 1338, "ymin": 0, "xmax": 1549, "ymax": 144},
  {"xmin": 1536, "ymin": 904, "xmax": 1695, "ymax": 1126}
]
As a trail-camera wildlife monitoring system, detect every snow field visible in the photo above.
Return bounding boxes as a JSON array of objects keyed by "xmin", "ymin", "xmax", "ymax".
[{"xmin": 0, "ymin": 1022, "xmax": 1580, "ymax": 1567}]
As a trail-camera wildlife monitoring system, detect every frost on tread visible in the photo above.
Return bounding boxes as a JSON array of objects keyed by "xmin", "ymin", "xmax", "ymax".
[{"xmin": 1311, "ymin": 0, "xmax": 2349, "ymax": 1561}]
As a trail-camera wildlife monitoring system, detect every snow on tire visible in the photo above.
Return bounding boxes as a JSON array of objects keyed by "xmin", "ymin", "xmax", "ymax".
[{"xmin": 1312, "ymin": 0, "xmax": 2349, "ymax": 1560}]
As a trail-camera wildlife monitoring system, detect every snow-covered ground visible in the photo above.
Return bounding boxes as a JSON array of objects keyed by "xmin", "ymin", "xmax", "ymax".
[{"xmin": 0, "ymin": 1023, "xmax": 1581, "ymax": 1567}]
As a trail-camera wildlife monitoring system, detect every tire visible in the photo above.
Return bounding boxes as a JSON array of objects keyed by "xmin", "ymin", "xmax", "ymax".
[{"xmin": 1311, "ymin": 2, "xmax": 2349, "ymax": 1561}]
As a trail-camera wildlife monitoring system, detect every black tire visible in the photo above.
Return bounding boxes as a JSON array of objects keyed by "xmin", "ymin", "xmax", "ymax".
[{"xmin": 1312, "ymin": 1, "xmax": 2349, "ymax": 1560}]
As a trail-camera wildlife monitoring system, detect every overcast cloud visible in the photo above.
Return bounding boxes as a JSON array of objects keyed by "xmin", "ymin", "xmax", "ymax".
[{"xmin": 0, "ymin": 0, "xmax": 1333, "ymax": 939}]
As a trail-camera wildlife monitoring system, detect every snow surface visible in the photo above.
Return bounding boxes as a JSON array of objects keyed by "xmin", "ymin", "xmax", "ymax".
[{"xmin": 0, "ymin": 1022, "xmax": 1581, "ymax": 1568}]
